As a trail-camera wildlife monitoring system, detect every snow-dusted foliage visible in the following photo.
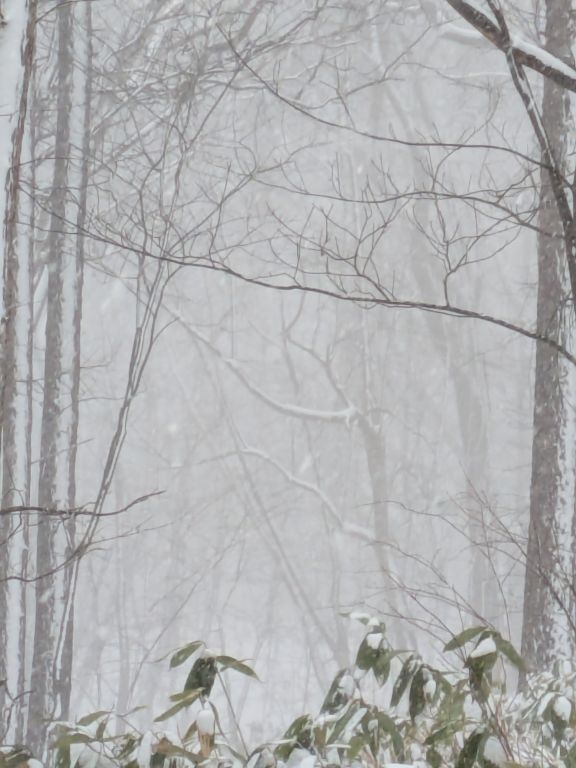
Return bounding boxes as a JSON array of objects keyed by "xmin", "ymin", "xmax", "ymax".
[{"xmin": 6, "ymin": 618, "xmax": 576, "ymax": 768}]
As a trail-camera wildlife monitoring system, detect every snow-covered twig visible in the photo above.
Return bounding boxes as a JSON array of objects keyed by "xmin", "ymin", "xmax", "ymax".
[{"xmin": 242, "ymin": 446, "xmax": 374, "ymax": 543}]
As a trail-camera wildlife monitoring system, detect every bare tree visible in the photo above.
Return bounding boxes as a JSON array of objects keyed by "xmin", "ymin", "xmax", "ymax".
[{"xmin": 0, "ymin": 0, "xmax": 37, "ymax": 743}]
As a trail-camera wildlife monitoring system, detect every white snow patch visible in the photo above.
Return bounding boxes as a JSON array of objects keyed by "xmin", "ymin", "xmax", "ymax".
[
  {"xmin": 463, "ymin": 695, "xmax": 482, "ymax": 720},
  {"xmin": 348, "ymin": 611, "xmax": 371, "ymax": 623},
  {"xmin": 423, "ymin": 678, "xmax": 436, "ymax": 700},
  {"xmin": 338, "ymin": 671, "xmax": 355, "ymax": 697},
  {"xmin": 469, "ymin": 636, "xmax": 496, "ymax": 658},
  {"xmin": 482, "ymin": 736, "xmax": 507, "ymax": 767},
  {"xmin": 285, "ymin": 749, "xmax": 313, "ymax": 768},
  {"xmin": 366, "ymin": 632, "xmax": 383, "ymax": 650},
  {"xmin": 553, "ymin": 695, "xmax": 571, "ymax": 721},
  {"xmin": 511, "ymin": 35, "xmax": 576, "ymax": 82},
  {"xmin": 196, "ymin": 708, "xmax": 215, "ymax": 735},
  {"xmin": 137, "ymin": 732, "xmax": 154, "ymax": 768},
  {"xmin": 537, "ymin": 692, "xmax": 555, "ymax": 717}
]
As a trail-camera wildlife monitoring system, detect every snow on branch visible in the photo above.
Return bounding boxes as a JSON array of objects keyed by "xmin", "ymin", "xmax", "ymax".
[
  {"xmin": 242, "ymin": 446, "xmax": 374, "ymax": 543},
  {"xmin": 177, "ymin": 321, "xmax": 360, "ymax": 425},
  {"xmin": 444, "ymin": 0, "xmax": 576, "ymax": 93}
]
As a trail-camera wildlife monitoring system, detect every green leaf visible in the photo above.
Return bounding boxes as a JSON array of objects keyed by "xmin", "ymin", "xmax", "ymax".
[
  {"xmin": 437, "ymin": 680, "xmax": 466, "ymax": 722},
  {"xmin": 444, "ymin": 627, "xmax": 486, "ymax": 652},
  {"xmin": 154, "ymin": 700, "xmax": 188, "ymax": 722},
  {"xmin": 321, "ymin": 669, "xmax": 353, "ymax": 714},
  {"xmin": 493, "ymin": 636, "xmax": 527, "ymax": 672},
  {"xmin": 376, "ymin": 713, "xmax": 404, "ymax": 761},
  {"xmin": 0, "ymin": 750, "xmax": 33, "ymax": 768},
  {"xmin": 314, "ymin": 724, "xmax": 327, "ymax": 750},
  {"xmin": 409, "ymin": 666, "xmax": 427, "ymax": 721},
  {"xmin": 55, "ymin": 746, "xmax": 70, "ymax": 768},
  {"xmin": 391, "ymin": 654, "xmax": 417, "ymax": 707},
  {"xmin": 169, "ymin": 687, "xmax": 203, "ymax": 703},
  {"xmin": 215, "ymin": 655, "xmax": 259, "ymax": 679},
  {"xmin": 154, "ymin": 690, "xmax": 202, "ymax": 721},
  {"xmin": 427, "ymin": 746, "xmax": 442, "ymax": 768},
  {"xmin": 122, "ymin": 705, "xmax": 147, "ymax": 716},
  {"xmin": 116, "ymin": 736, "xmax": 138, "ymax": 761},
  {"xmin": 170, "ymin": 641, "xmax": 204, "ymax": 668},
  {"xmin": 355, "ymin": 633, "xmax": 384, "ymax": 671},
  {"xmin": 564, "ymin": 742, "xmax": 576, "ymax": 768},
  {"xmin": 456, "ymin": 730, "xmax": 485, "ymax": 768},
  {"xmin": 466, "ymin": 649, "xmax": 497, "ymax": 701},
  {"xmin": 329, "ymin": 700, "xmax": 364, "ymax": 743},
  {"xmin": 54, "ymin": 733, "xmax": 95, "ymax": 748},
  {"xmin": 275, "ymin": 715, "xmax": 314, "ymax": 759},
  {"xmin": 182, "ymin": 721, "xmax": 197, "ymax": 745},
  {"xmin": 373, "ymin": 650, "xmax": 392, "ymax": 686},
  {"xmin": 95, "ymin": 720, "xmax": 107, "ymax": 741},
  {"xmin": 77, "ymin": 710, "xmax": 110, "ymax": 727},
  {"xmin": 425, "ymin": 722, "xmax": 461, "ymax": 746},
  {"xmin": 153, "ymin": 744, "xmax": 201, "ymax": 764},
  {"xmin": 347, "ymin": 735, "xmax": 368, "ymax": 760}
]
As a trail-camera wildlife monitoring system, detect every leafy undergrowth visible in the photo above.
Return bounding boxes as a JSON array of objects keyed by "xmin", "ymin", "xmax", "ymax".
[{"xmin": 3, "ymin": 617, "xmax": 576, "ymax": 768}]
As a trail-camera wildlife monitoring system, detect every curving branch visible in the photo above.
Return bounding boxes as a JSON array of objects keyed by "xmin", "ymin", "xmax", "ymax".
[{"xmin": 444, "ymin": 0, "xmax": 576, "ymax": 93}]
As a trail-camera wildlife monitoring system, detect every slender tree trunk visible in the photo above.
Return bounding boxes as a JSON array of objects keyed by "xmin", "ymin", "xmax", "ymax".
[
  {"xmin": 521, "ymin": 0, "xmax": 575, "ymax": 669},
  {"xmin": 28, "ymin": 2, "xmax": 81, "ymax": 753},
  {"xmin": 0, "ymin": 0, "xmax": 37, "ymax": 742}
]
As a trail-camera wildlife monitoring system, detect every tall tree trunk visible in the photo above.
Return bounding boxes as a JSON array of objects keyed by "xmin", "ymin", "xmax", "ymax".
[
  {"xmin": 521, "ymin": 0, "xmax": 575, "ymax": 669},
  {"xmin": 28, "ymin": 2, "xmax": 80, "ymax": 753},
  {"xmin": 0, "ymin": 0, "xmax": 37, "ymax": 743}
]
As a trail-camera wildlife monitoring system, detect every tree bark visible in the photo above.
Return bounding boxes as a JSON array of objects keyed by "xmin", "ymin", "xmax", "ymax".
[
  {"xmin": 28, "ymin": 2, "xmax": 81, "ymax": 753},
  {"xmin": 0, "ymin": 0, "xmax": 37, "ymax": 743},
  {"xmin": 521, "ymin": 0, "xmax": 575, "ymax": 669}
]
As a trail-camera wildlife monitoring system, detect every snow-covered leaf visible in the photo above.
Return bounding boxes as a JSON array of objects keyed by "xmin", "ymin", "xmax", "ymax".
[
  {"xmin": 469, "ymin": 636, "xmax": 497, "ymax": 659},
  {"xmin": 455, "ymin": 730, "xmax": 485, "ymax": 768}
]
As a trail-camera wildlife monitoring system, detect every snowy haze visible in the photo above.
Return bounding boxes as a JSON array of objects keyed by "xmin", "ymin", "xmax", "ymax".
[{"xmin": 0, "ymin": 0, "xmax": 566, "ymax": 756}]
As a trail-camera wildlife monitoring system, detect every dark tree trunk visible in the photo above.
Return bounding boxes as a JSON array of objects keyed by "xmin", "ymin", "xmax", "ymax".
[
  {"xmin": 28, "ymin": 2, "xmax": 80, "ymax": 753},
  {"xmin": 521, "ymin": 0, "xmax": 575, "ymax": 670}
]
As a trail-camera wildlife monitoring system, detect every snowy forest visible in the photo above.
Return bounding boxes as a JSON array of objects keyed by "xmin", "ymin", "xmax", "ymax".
[{"xmin": 2, "ymin": 0, "xmax": 576, "ymax": 766}]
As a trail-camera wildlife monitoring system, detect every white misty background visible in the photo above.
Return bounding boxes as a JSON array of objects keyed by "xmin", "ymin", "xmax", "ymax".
[{"xmin": 0, "ymin": 0, "xmax": 575, "ymax": 763}]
